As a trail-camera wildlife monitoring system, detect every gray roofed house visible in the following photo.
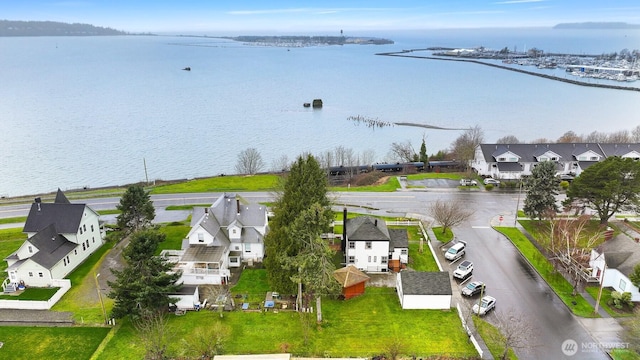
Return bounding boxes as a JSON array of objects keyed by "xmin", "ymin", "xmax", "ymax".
[
  {"xmin": 472, "ymin": 142, "xmax": 640, "ymax": 180},
  {"xmin": 396, "ymin": 271, "xmax": 452, "ymax": 309},
  {"xmin": 162, "ymin": 193, "xmax": 269, "ymax": 286},
  {"xmin": 344, "ymin": 215, "xmax": 409, "ymax": 272},
  {"xmin": 589, "ymin": 234, "xmax": 640, "ymax": 302},
  {"xmin": 3, "ymin": 189, "xmax": 104, "ymax": 291}
]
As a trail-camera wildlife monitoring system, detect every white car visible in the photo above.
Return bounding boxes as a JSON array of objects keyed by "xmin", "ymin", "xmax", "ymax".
[
  {"xmin": 483, "ymin": 178, "xmax": 500, "ymax": 186},
  {"xmin": 472, "ymin": 295, "xmax": 496, "ymax": 316},
  {"xmin": 453, "ymin": 260, "xmax": 473, "ymax": 280},
  {"xmin": 459, "ymin": 179, "xmax": 478, "ymax": 186},
  {"xmin": 444, "ymin": 241, "xmax": 466, "ymax": 261}
]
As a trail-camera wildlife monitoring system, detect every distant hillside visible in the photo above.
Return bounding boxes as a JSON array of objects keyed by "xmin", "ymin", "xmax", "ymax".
[
  {"xmin": 554, "ymin": 22, "xmax": 640, "ymax": 29},
  {"xmin": 0, "ymin": 20, "xmax": 126, "ymax": 36}
]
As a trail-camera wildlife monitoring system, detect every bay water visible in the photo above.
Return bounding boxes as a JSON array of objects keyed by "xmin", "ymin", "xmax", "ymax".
[{"xmin": 1, "ymin": 28, "xmax": 639, "ymax": 197}]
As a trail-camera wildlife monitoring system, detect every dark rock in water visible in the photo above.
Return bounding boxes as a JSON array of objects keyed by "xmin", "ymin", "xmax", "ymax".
[
  {"xmin": 303, "ymin": 103, "xmax": 311, "ymax": 107},
  {"xmin": 312, "ymin": 99, "xmax": 323, "ymax": 108},
  {"xmin": 182, "ymin": 67, "xmax": 191, "ymax": 71}
]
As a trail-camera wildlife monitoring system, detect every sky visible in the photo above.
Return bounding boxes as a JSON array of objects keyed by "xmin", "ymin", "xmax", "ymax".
[{"xmin": 2, "ymin": 0, "xmax": 640, "ymax": 34}]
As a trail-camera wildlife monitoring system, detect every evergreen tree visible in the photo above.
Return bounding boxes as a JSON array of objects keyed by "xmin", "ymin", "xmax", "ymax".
[
  {"xmin": 523, "ymin": 161, "xmax": 560, "ymax": 221},
  {"xmin": 107, "ymin": 230, "xmax": 182, "ymax": 319},
  {"xmin": 264, "ymin": 154, "xmax": 331, "ymax": 293},
  {"xmin": 565, "ymin": 156, "xmax": 640, "ymax": 225},
  {"xmin": 419, "ymin": 138, "xmax": 428, "ymax": 164},
  {"xmin": 116, "ymin": 184, "xmax": 156, "ymax": 234}
]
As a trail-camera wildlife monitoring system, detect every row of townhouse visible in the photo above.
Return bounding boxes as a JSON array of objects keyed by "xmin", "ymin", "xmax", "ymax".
[{"xmin": 472, "ymin": 142, "xmax": 640, "ymax": 180}]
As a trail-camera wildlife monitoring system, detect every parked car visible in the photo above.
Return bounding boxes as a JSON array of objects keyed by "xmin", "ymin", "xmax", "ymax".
[
  {"xmin": 472, "ymin": 295, "xmax": 496, "ymax": 316},
  {"xmin": 453, "ymin": 260, "xmax": 474, "ymax": 280},
  {"xmin": 483, "ymin": 178, "xmax": 500, "ymax": 186},
  {"xmin": 460, "ymin": 179, "xmax": 478, "ymax": 186},
  {"xmin": 558, "ymin": 174, "xmax": 574, "ymax": 182},
  {"xmin": 444, "ymin": 241, "xmax": 466, "ymax": 261},
  {"xmin": 462, "ymin": 281, "xmax": 485, "ymax": 296}
]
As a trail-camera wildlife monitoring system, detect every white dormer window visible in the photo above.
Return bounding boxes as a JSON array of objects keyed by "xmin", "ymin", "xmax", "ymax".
[
  {"xmin": 498, "ymin": 157, "xmax": 506, "ymax": 161},
  {"xmin": 551, "ymin": 157, "xmax": 558, "ymax": 161},
  {"xmin": 198, "ymin": 233, "xmax": 204, "ymax": 243},
  {"xmin": 233, "ymin": 229, "xmax": 237, "ymax": 234}
]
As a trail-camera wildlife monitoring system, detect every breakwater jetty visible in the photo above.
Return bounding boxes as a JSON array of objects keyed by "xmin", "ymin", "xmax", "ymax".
[{"xmin": 378, "ymin": 50, "xmax": 640, "ymax": 92}]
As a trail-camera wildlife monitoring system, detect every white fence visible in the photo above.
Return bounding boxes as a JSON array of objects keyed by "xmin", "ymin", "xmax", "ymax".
[
  {"xmin": 0, "ymin": 279, "xmax": 71, "ymax": 310},
  {"xmin": 456, "ymin": 303, "xmax": 484, "ymax": 359}
]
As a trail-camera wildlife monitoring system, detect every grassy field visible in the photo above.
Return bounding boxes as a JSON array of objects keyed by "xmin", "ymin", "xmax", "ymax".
[
  {"xmin": 155, "ymin": 222, "xmax": 191, "ymax": 255},
  {"xmin": 494, "ymin": 227, "xmax": 597, "ymax": 318},
  {"xmin": 150, "ymin": 174, "xmax": 282, "ymax": 194},
  {"xmin": 0, "ymin": 326, "xmax": 110, "ymax": 360},
  {"xmin": 432, "ymin": 226, "xmax": 455, "ymax": 243},
  {"xmin": 0, "ymin": 216, "xmax": 27, "ymax": 224},
  {"xmin": 97, "ymin": 270, "xmax": 477, "ymax": 359},
  {"xmin": 331, "ymin": 176, "xmax": 401, "ymax": 192},
  {"xmin": 0, "ymin": 228, "xmax": 27, "ymax": 274},
  {"xmin": 473, "ymin": 317, "xmax": 517, "ymax": 360}
]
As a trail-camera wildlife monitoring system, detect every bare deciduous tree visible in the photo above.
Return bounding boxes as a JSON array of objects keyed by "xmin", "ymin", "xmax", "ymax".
[
  {"xmin": 557, "ymin": 130, "xmax": 583, "ymax": 143},
  {"xmin": 235, "ymin": 147, "xmax": 264, "ymax": 175},
  {"xmin": 607, "ymin": 129, "xmax": 631, "ymax": 143},
  {"xmin": 584, "ymin": 130, "xmax": 608, "ymax": 143},
  {"xmin": 428, "ymin": 199, "xmax": 474, "ymax": 234},
  {"xmin": 488, "ymin": 309, "xmax": 540, "ymax": 360},
  {"xmin": 451, "ymin": 125, "xmax": 484, "ymax": 172},
  {"xmin": 360, "ymin": 148, "xmax": 376, "ymax": 166},
  {"xmin": 632, "ymin": 125, "xmax": 640, "ymax": 142},
  {"xmin": 135, "ymin": 310, "xmax": 172, "ymax": 360},
  {"xmin": 271, "ymin": 154, "xmax": 290, "ymax": 172},
  {"xmin": 546, "ymin": 215, "xmax": 603, "ymax": 296},
  {"xmin": 389, "ymin": 140, "xmax": 417, "ymax": 163},
  {"xmin": 496, "ymin": 135, "xmax": 521, "ymax": 144}
]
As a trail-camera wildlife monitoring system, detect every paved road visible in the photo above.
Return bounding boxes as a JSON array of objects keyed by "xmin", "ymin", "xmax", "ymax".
[{"xmin": 0, "ymin": 188, "xmax": 617, "ymax": 358}]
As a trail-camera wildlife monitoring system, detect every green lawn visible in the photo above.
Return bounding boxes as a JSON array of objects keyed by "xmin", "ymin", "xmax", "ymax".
[
  {"xmin": 494, "ymin": 227, "xmax": 597, "ymax": 318},
  {"xmin": 585, "ymin": 286, "xmax": 637, "ymax": 318},
  {"xmin": 0, "ymin": 326, "xmax": 110, "ymax": 360},
  {"xmin": 331, "ymin": 176, "xmax": 400, "ymax": 192},
  {"xmin": 474, "ymin": 317, "xmax": 517, "ymax": 360},
  {"xmin": 0, "ymin": 228, "xmax": 27, "ymax": 274},
  {"xmin": 432, "ymin": 226, "xmax": 454, "ymax": 243},
  {"xmin": 229, "ymin": 268, "xmax": 271, "ymax": 304},
  {"xmin": 518, "ymin": 219, "xmax": 612, "ymax": 249},
  {"xmin": 0, "ymin": 287, "xmax": 59, "ymax": 300},
  {"xmin": 155, "ymin": 223, "xmax": 191, "ymax": 255},
  {"xmin": 0, "ymin": 216, "xmax": 27, "ymax": 224},
  {"xmin": 150, "ymin": 174, "xmax": 282, "ymax": 194},
  {"xmin": 98, "ymin": 285, "xmax": 476, "ymax": 359}
]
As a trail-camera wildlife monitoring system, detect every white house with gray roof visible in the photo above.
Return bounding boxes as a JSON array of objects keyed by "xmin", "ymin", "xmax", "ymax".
[
  {"xmin": 472, "ymin": 143, "xmax": 640, "ymax": 180},
  {"xmin": 589, "ymin": 235, "xmax": 640, "ymax": 302},
  {"xmin": 162, "ymin": 193, "xmax": 268, "ymax": 285},
  {"xmin": 3, "ymin": 189, "xmax": 104, "ymax": 291},
  {"xmin": 344, "ymin": 216, "xmax": 408, "ymax": 272}
]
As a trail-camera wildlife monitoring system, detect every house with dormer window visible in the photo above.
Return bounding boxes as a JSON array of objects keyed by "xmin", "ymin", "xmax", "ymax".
[
  {"xmin": 3, "ymin": 189, "xmax": 104, "ymax": 291},
  {"xmin": 472, "ymin": 143, "xmax": 640, "ymax": 180},
  {"xmin": 161, "ymin": 193, "xmax": 268, "ymax": 285}
]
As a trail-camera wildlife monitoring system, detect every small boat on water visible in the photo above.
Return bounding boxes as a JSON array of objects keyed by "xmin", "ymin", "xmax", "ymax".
[
  {"xmin": 182, "ymin": 67, "xmax": 191, "ymax": 71},
  {"xmin": 303, "ymin": 103, "xmax": 311, "ymax": 107}
]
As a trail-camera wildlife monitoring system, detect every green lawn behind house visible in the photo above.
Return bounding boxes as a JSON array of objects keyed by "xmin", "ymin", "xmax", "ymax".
[
  {"xmin": 0, "ymin": 326, "xmax": 110, "ymax": 360},
  {"xmin": 0, "ymin": 287, "xmax": 59, "ymax": 300}
]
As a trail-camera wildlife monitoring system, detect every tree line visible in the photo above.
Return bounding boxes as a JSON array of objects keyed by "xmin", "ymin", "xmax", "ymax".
[{"xmin": 0, "ymin": 20, "xmax": 126, "ymax": 36}]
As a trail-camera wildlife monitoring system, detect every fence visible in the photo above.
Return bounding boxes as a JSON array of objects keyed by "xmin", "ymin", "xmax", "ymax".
[{"xmin": 0, "ymin": 279, "xmax": 71, "ymax": 310}]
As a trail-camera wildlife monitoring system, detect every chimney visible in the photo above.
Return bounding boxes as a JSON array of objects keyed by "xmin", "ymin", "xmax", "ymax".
[
  {"xmin": 204, "ymin": 207, "xmax": 208, "ymax": 214},
  {"xmin": 341, "ymin": 208, "xmax": 347, "ymax": 253},
  {"xmin": 375, "ymin": 219, "xmax": 378, "ymax": 227},
  {"xmin": 35, "ymin": 197, "xmax": 41, "ymax": 211},
  {"xmin": 236, "ymin": 199, "xmax": 240, "ymax": 215}
]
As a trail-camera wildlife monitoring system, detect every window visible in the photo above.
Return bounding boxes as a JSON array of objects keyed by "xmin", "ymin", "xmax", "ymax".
[
  {"xmin": 64, "ymin": 258, "xmax": 67, "ymax": 266},
  {"xmin": 348, "ymin": 256, "xmax": 355, "ymax": 263},
  {"xmin": 619, "ymin": 279, "xmax": 627, "ymax": 291},
  {"xmin": 381, "ymin": 256, "xmax": 388, "ymax": 264},
  {"xmin": 83, "ymin": 224, "xmax": 86, "ymax": 232},
  {"xmin": 590, "ymin": 156, "xmax": 598, "ymax": 161},
  {"xmin": 74, "ymin": 249, "xmax": 77, "ymax": 255},
  {"xmin": 38, "ymin": 272, "xmax": 43, "ymax": 278},
  {"xmin": 92, "ymin": 237, "xmax": 95, "ymax": 243},
  {"xmin": 29, "ymin": 272, "xmax": 33, "ymax": 277},
  {"xmin": 401, "ymin": 249, "xmax": 408, "ymax": 255},
  {"xmin": 245, "ymin": 243, "xmax": 252, "ymax": 253},
  {"xmin": 348, "ymin": 241, "xmax": 355, "ymax": 249},
  {"xmin": 498, "ymin": 157, "xmax": 506, "ymax": 161},
  {"xmin": 373, "ymin": 256, "xmax": 377, "ymax": 263},
  {"xmin": 91, "ymin": 225, "xmax": 94, "ymax": 232},
  {"xmin": 198, "ymin": 233, "xmax": 204, "ymax": 243},
  {"xmin": 67, "ymin": 255, "xmax": 70, "ymax": 263},
  {"xmin": 79, "ymin": 227, "xmax": 83, "ymax": 234},
  {"xmin": 28, "ymin": 246, "xmax": 33, "ymax": 253},
  {"xmin": 230, "ymin": 257, "xmax": 238, "ymax": 264},
  {"xmin": 86, "ymin": 239, "xmax": 89, "ymax": 248},
  {"xmin": 232, "ymin": 229, "xmax": 237, "ymax": 234},
  {"xmin": 368, "ymin": 256, "xmax": 371, "ymax": 262},
  {"xmin": 82, "ymin": 243, "xmax": 86, "ymax": 251},
  {"xmin": 365, "ymin": 241, "xmax": 372, "ymax": 249}
]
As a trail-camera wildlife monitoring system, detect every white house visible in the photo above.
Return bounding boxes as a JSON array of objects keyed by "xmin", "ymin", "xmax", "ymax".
[
  {"xmin": 589, "ymin": 235, "xmax": 640, "ymax": 302},
  {"xmin": 162, "ymin": 193, "xmax": 268, "ymax": 285},
  {"xmin": 396, "ymin": 271, "xmax": 452, "ymax": 310},
  {"xmin": 3, "ymin": 189, "xmax": 104, "ymax": 291},
  {"xmin": 472, "ymin": 143, "xmax": 640, "ymax": 180},
  {"xmin": 343, "ymin": 216, "xmax": 408, "ymax": 272}
]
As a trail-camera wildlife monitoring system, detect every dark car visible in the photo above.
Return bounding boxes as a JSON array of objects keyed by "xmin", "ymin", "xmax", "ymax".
[{"xmin": 461, "ymin": 281, "xmax": 485, "ymax": 296}]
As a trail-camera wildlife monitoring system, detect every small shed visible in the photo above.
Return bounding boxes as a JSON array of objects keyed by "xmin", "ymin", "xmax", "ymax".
[
  {"xmin": 396, "ymin": 271, "xmax": 451, "ymax": 310},
  {"xmin": 171, "ymin": 285, "xmax": 200, "ymax": 311},
  {"xmin": 333, "ymin": 265, "xmax": 370, "ymax": 299}
]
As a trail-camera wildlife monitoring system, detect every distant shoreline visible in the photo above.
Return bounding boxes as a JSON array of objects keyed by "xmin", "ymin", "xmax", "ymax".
[{"xmin": 379, "ymin": 50, "xmax": 640, "ymax": 92}]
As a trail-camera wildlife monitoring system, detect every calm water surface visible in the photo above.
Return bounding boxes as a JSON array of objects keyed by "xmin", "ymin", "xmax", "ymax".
[{"xmin": 1, "ymin": 28, "xmax": 639, "ymax": 197}]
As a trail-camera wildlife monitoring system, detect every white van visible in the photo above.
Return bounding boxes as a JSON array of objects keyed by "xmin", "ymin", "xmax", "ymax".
[{"xmin": 444, "ymin": 241, "xmax": 466, "ymax": 261}]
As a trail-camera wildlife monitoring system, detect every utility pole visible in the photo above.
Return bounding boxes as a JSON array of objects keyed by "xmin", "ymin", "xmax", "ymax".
[
  {"xmin": 94, "ymin": 272, "xmax": 108, "ymax": 324},
  {"xmin": 143, "ymin": 158, "xmax": 149, "ymax": 184}
]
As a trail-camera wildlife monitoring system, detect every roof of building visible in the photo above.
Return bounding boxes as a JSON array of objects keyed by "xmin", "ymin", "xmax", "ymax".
[
  {"xmin": 27, "ymin": 223, "xmax": 77, "ymax": 269},
  {"xmin": 389, "ymin": 229, "xmax": 409, "ymax": 249},
  {"xmin": 346, "ymin": 216, "xmax": 390, "ymax": 241},
  {"xmin": 596, "ymin": 235, "xmax": 640, "ymax": 277},
  {"xmin": 400, "ymin": 271, "xmax": 452, "ymax": 296},
  {"xmin": 479, "ymin": 143, "xmax": 640, "ymax": 165},
  {"xmin": 210, "ymin": 193, "xmax": 267, "ymax": 228},
  {"xmin": 23, "ymin": 190, "xmax": 86, "ymax": 234},
  {"xmin": 181, "ymin": 245, "xmax": 226, "ymax": 263},
  {"xmin": 333, "ymin": 265, "xmax": 370, "ymax": 288}
]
